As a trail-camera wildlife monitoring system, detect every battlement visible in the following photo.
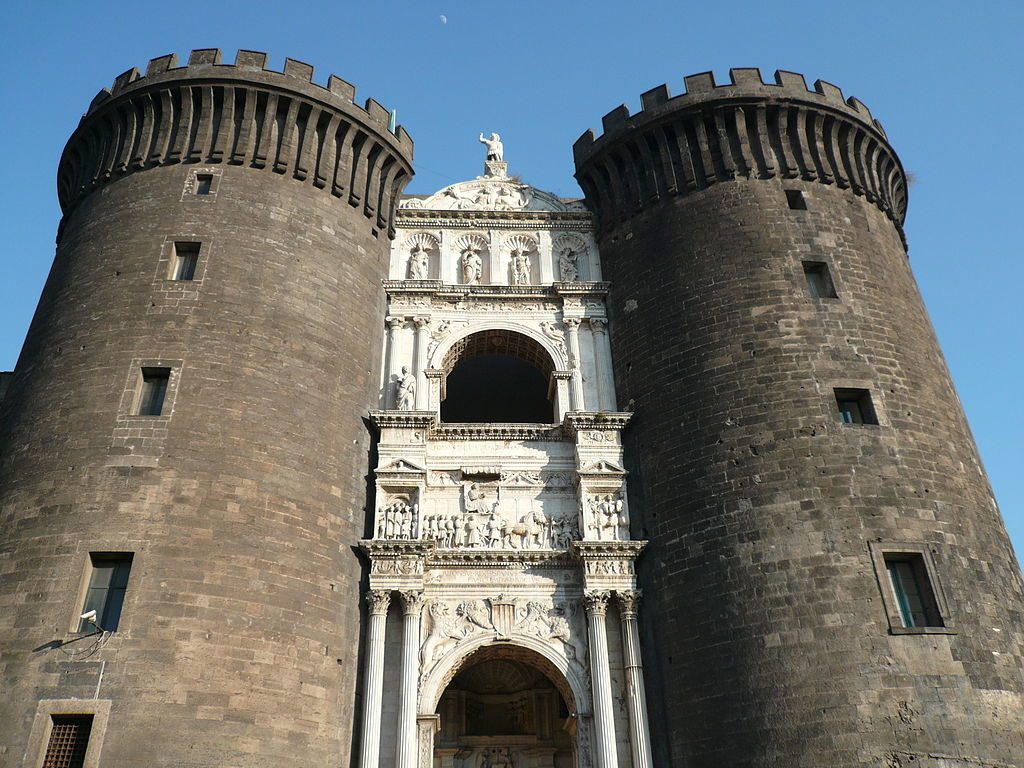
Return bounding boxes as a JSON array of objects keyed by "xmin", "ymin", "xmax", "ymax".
[
  {"xmin": 59, "ymin": 49, "xmax": 414, "ymax": 236},
  {"xmin": 86, "ymin": 49, "xmax": 412, "ymax": 155},
  {"xmin": 574, "ymin": 68, "xmax": 885, "ymax": 161},
  {"xmin": 573, "ymin": 68, "xmax": 906, "ymax": 243}
]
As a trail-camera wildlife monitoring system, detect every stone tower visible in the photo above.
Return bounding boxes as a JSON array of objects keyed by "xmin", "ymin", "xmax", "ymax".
[
  {"xmin": 573, "ymin": 70, "xmax": 1024, "ymax": 766},
  {"xmin": 0, "ymin": 50, "xmax": 412, "ymax": 766}
]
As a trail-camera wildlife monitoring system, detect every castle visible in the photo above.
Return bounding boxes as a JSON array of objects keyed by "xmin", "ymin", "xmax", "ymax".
[{"xmin": 1, "ymin": 48, "xmax": 1022, "ymax": 768}]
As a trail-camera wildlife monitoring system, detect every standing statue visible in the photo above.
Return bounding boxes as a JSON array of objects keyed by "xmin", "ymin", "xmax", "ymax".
[
  {"xmin": 461, "ymin": 249, "xmax": 482, "ymax": 285},
  {"xmin": 558, "ymin": 247, "xmax": 579, "ymax": 282},
  {"xmin": 395, "ymin": 365, "xmax": 416, "ymax": 410},
  {"xmin": 510, "ymin": 250, "xmax": 531, "ymax": 285},
  {"xmin": 408, "ymin": 245, "xmax": 430, "ymax": 279},
  {"xmin": 479, "ymin": 132, "xmax": 504, "ymax": 161}
]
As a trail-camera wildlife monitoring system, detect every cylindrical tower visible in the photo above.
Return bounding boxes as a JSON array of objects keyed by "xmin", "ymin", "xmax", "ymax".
[
  {"xmin": 0, "ymin": 50, "xmax": 412, "ymax": 766},
  {"xmin": 574, "ymin": 69, "xmax": 1024, "ymax": 766}
]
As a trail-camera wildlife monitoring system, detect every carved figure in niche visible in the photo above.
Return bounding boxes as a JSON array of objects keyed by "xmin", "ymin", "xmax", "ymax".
[
  {"xmin": 510, "ymin": 249, "xmax": 531, "ymax": 285},
  {"xmin": 421, "ymin": 601, "xmax": 469, "ymax": 669},
  {"xmin": 460, "ymin": 248, "xmax": 483, "ymax": 285},
  {"xmin": 443, "ymin": 515, "xmax": 456, "ymax": 547},
  {"xmin": 558, "ymin": 246, "xmax": 579, "ymax": 282},
  {"xmin": 377, "ymin": 500, "xmax": 417, "ymax": 540},
  {"xmin": 479, "ymin": 132, "xmax": 504, "ymax": 162},
  {"xmin": 586, "ymin": 493, "xmax": 627, "ymax": 540},
  {"xmin": 465, "ymin": 483, "xmax": 495, "ymax": 514},
  {"xmin": 408, "ymin": 244, "xmax": 430, "ymax": 279},
  {"xmin": 396, "ymin": 366, "xmax": 416, "ymax": 410}
]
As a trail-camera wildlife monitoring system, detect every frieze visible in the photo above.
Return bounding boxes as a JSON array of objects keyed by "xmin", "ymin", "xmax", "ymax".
[
  {"xmin": 371, "ymin": 557, "xmax": 425, "ymax": 576},
  {"xmin": 419, "ymin": 595, "xmax": 588, "ymax": 675},
  {"xmin": 431, "ymin": 423, "xmax": 564, "ymax": 441}
]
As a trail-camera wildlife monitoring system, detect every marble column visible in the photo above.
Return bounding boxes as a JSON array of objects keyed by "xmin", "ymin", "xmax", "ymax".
[
  {"xmin": 584, "ymin": 590, "xmax": 618, "ymax": 768},
  {"xmin": 385, "ymin": 316, "xmax": 405, "ymax": 408},
  {"xmin": 590, "ymin": 318, "xmax": 617, "ymax": 412},
  {"xmin": 396, "ymin": 590, "xmax": 425, "ymax": 768},
  {"xmin": 563, "ymin": 318, "xmax": 585, "ymax": 411},
  {"xmin": 357, "ymin": 590, "xmax": 391, "ymax": 768},
  {"xmin": 616, "ymin": 591, "xmax": 654, "ymax": 768},
  {"xmin": 413, "ymin": 317, "xmax": 430, "ymax": 410}
]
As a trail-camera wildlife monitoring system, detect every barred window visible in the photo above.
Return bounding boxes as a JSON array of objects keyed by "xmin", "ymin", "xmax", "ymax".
[{"xmin": 42, "ymin": 715, "xmax": 93, "ymax": 768}]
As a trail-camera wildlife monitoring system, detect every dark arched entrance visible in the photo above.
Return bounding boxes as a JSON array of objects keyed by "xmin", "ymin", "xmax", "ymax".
[
  {"xmin": 434, "ymin": 644, "xmax": 578, "ymax": 767},
  {"xmin": 440, "ymin": 330, "xmax": 555, "ymax": 424}
]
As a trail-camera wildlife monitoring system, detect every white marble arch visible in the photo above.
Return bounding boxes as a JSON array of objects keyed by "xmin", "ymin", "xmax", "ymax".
[
  {"xmin": 418, "ymin": 632, "xmax": 593, "ymax": 720},
  {"xmin": 426, "ymin": 322, "xmax": 570, "ymax": 417},
  {"xmin": 428, "ymin": 321, "xmax": 567, "ymax": 372}
]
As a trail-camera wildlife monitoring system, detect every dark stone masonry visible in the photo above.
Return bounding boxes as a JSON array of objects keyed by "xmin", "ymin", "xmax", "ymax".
[{"xmin": 1, "ymin": 52, "xmax": 1021, "ymax": 767}]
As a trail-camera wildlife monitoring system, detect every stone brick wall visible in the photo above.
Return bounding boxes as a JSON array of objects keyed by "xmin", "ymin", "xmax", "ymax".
[
  {"xmin": 0, "ymin": 53, "xmax": 412, "ymax": 767},
  {"xmin": 576, "ymin": 74, "xmax": 1024, "ymax": 767}
]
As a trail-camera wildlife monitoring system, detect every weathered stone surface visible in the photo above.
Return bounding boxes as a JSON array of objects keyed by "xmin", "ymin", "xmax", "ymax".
[
  {"xmin": 0, "ymin": 52, "xmax": 412, "ymax": 767},
  {"xmin": 575, "ymin": 78, "xmax": 1024, "ymax": 766}
]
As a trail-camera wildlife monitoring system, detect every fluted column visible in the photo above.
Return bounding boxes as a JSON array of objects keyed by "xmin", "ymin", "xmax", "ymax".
[
  {"xmin": 563, "ymin": 318, "xmax": 585, "ymax": 411},
  {"xmin": 396, "ymin": 590, "xmax": 425, "ymax": 768},
  {"xmin": 584, "ymin": 590, "xmax": 618, "ymax": 768},
  {"xmin": 358, "ymin": 590, "xmax": 391, "ymax": 768},
  {"xmin": 386, "ymin": 316, "xmax": 405, "ymax": 408},
  {"xmin": 589, "ymin": 318, "xmax": 616, "ymax": 411},
  {"xmin": 413, "ymin": 317, "xmax": 430, "ymax": 410},
  {"xmin": 616, "ymin": 590, "xmax": 654, "ymax": 768}
]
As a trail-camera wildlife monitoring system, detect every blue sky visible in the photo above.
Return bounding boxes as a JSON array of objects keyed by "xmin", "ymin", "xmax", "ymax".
[{"xmin": 3, "ymin": 1, "xmax": 1022, "ymax": 556}]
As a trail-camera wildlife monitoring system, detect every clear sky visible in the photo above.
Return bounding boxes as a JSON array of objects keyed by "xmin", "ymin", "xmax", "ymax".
[{"xmin": 2, "ymin": 0, "xmax": 1022, "ymax": 556}]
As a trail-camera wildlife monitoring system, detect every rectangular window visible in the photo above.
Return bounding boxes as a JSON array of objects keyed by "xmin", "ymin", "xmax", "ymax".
[
  {"xmin": 786, "ymin": 189, "xmax": 807, "ymax": 210},
  {"xmin": 42, "ymin": 714, "xmax": 93, "ymax": 768},
  {"xmin": 195, "ymin": 174, "xmax": 213, "ymax": 195},
  {"xmin": 136, "ymin": 368, "xmax": 170, "ymax": 416},
  {"xmin": 78, "ymin": 554, "xmax": 133, "ymax": 632},
  {"xmin": 834, "ymin": 388, "xmax": 878, "ymax": 425},
  {"xmin": 885, "ymin": 553, "xmax": 944, "ymax": 628},
  {"xmin": 171, "ymin": 242, "xmax": 200, "ymax": 281},
  {"xmin": 803, "ymin": 260, "xmax": 838, "ymax": 299}
]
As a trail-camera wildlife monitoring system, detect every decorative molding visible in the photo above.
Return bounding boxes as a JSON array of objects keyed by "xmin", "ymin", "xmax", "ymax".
[{"xmin": 366, "ymin": 590, "xmax": 392, "ymax": 615}]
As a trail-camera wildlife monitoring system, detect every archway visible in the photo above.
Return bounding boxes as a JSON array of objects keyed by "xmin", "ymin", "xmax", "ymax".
[
  {"xmin": 440, "ymin": 330, "xmax": 556, "ymax": 424},
  {"xmin": 432, "ymin": 644, "xmax": 578, "ymax": 767}
]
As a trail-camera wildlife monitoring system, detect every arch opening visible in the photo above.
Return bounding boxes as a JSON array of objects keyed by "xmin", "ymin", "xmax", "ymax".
[
  {"xmin": 440, "ymin": 330, "xmax": 555, "ymax": 424},
  {"xmin": 433, "ymin": 644, "xmax": 577, "ymax": 767}
]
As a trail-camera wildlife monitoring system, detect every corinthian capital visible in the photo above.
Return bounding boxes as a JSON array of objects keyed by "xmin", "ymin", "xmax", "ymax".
[
  {"xmin": 398, "ymin": 590, "xmax": 425, "ymax": 616},
  {"xmin": 413, "ymin": 316, "xmax": 431, "ymax": 331},
  {"xmin": 615, "ymin": 589, "xmax": 642, "ymax": 617},
  {"xmin": 589, "ymin": 318, "xmax": 608, "ymax": 334},
  {"xmin": 583, "ymin": 590, "xmax": 611, "ymax": 616},
  {"xmin": 563, "ymin": 317, "xmax": 582, "ymax": 331},
  {"xmin": 387, "ymin": 316, "xmax": 405, "ymax": 331},
  {"xmin": 366, "ymin": 590, "xmax": 392, "ymax": 616}
]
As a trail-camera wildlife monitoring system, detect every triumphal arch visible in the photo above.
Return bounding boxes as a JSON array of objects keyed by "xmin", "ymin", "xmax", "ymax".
[{"xmin": 357, "ymin": 140, "xmax": 654, "ymax": 768}]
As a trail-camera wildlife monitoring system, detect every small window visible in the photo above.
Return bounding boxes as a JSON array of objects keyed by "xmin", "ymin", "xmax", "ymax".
[
  {"xmin": 171, "ymin": 242, "xmax": 200, "ymax": 281},
  {"xmin": 43, "ymin": 715, "xmax": 93, "ymax": 768},
  {"xmin": 803, "ymin": 261, "xmax": 837, "ymax": 299},
  {"xmin": 136, "ymin": 368, "xmax": 170, "ymax": 416},
  {"xmin": 834, "ymin": 388, "xmax": 878, "ymax": 425},
  {"xmin": 885, "ymin": 553, "xmax": 943, "ymax": 628},
  {"xmin": 785, "ymin": 189, "xmax": 807, "ymax": 210},
  {"xmin": 78, "ymin": 553, "xmax": 133, "ymax": 632},
  {"xmin": 195, "ymin": 174, "xmax": 213, "ymax": 195}
]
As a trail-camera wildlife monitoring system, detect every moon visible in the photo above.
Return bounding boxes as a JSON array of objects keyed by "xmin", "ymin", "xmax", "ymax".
[{"xmin": 439, "ymin": 14, "xmax": 447, "ymax": 24}]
